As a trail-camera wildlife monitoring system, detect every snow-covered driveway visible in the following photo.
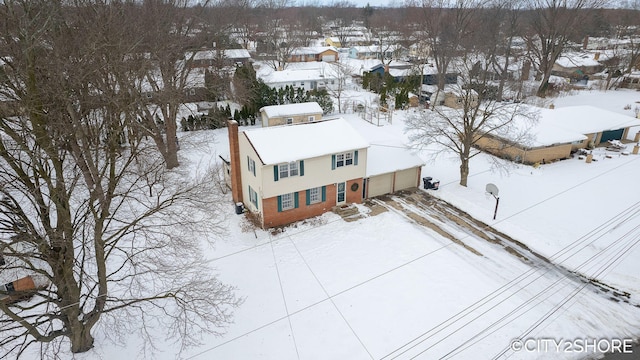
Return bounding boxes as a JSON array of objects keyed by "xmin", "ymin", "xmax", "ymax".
[{"xmin": 183, "ymin": 191, "xmax": 640, "ymax": 360}]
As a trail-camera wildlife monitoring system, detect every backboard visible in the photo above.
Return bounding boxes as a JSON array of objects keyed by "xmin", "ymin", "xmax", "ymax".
[{"xmin": 486, "ymin": 183, "xmax": 499, "ymax": 197}]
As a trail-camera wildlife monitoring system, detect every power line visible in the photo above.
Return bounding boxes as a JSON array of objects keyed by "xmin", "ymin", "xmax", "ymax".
[
  {"xmin": 441, "ymin": 217, "xmax": 640, "ymax": 359},
  {"xmin": 405, "ymin": 209, "xmax": 640, "ymax": 359},
  {"xmin": 194, "ymin": 154, "xmax": 640, "ymax": 359},
  {"xmin": 382, "ymin": 155, "xmax": 640, "ymax": 358}
]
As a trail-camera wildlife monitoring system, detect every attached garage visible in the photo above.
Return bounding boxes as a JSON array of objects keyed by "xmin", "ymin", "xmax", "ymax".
[
  {"xmin": 364, "ymin": 145, "xmax": 424, "ymax": 198},
  {"xmin": 599, "ymin": 128, "xmax": 625, "ymax": 143},
  {"xmin": 367, "ymin": 173, "xmax": 394, "ymax": 198},
  {"xmin": 321, "ymin": 54, "xmax": 336, "ymax": 62},
  {"xmin": 394, "ymin": 168, "xmax": 420, "ymax": 191}
]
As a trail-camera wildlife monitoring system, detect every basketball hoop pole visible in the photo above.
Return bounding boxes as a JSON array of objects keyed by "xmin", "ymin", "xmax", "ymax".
[{"xmin": 485, "ymin": 183, "xmax": 500, "ymax": 220}]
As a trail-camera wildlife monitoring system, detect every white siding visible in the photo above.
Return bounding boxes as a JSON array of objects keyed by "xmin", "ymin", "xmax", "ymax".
[
  {"xmin": 262, "ymin": 149, "xmax": 367, "ymax": 198},
  {"xmin": 238, "ymin": 133, "xmax": 263, "ymax": 212}
]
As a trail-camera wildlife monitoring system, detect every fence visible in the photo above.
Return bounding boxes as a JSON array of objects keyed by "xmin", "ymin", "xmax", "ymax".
[{"xmin": 340, "ymin": 100, "xmax": 392, "ymax": 127}]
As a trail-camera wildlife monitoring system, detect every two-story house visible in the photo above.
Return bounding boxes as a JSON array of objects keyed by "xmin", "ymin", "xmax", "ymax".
[
  {"xmin": 228, "ymin": 118, "xmax": 369, "ymax": 228},
  {"xmin": 260, "ymin": 102, "xmax": 323, "ymax": 127}
]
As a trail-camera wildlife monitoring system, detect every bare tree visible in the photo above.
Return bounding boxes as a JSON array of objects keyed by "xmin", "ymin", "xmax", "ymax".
[
  {"xmin": 369, "ymin": 10, "xmax": 405, "ymax": 67},
  {"xmin": 414, "ymin": 0, "xmax": 478, "ymax": 92},
  {"xmin": 480, "ymin": 1, "xmax": 525, "ymax": 101},
  {"xmin": 405, "ymin": 55, "xmax": 538, "ymax": 187},
  {"xmin": 600, "ymin": 51, "xmax": 625, "ymax": 90},
  {"xmin": 262, "ymin": 16, "xmax": 303, "ymax": 71},
  {"xmin": 523, "ymin": 0, "xmax": 605, "ymax": 97},
  {"xmin": 326, "ymin": 60, "xmax": 357, "ymax": 113},
  {"xmin": 130, "ymin": 0, "xmax": 213, "ymax": 169},
  {"xmin": 0, "ymin": 1, "xmax": 239, "ymax": 357}
]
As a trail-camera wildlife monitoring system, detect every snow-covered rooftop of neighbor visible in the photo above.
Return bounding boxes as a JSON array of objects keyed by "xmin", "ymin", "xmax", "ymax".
[
  {"xmin": 548, "ymin": 105, "xmax": 640, "ymax": 134},
  {"xmin": 243, "ymin": 118, "xmax": 369, "ymax": 165},
  {"xmin": 259, "ymin": 67, "xmax": 332, "ymax": 84},
  {"xmin": 365, "ymin": 144, "xmax": 425, "ymax": 177},
  {"xmin": 492, "ymin": 107, "xmax": 588, "ymax": 147},
  {"xmin": 555, "ymin": 52, "xmax": 601, "ymax": 68},
  {"xmin": 260, "ymin": 102, "xmax": 323, "ymax": 118},
  {"xmin": 188, "ymin": 49, "xmax": 251, "ymax": 60},
  {"xmin": 291, "ymin": 46, "xmax": 337, "ymax": 55}
]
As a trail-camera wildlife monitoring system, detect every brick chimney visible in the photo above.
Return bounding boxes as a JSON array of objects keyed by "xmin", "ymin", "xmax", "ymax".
[{"xmin": 227, "ymin": 120, "xmax": 243, "ymax": 204}]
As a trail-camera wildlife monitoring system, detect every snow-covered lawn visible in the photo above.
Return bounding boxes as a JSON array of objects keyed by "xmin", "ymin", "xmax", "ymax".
[{"xmin": 79, "ymin": 89, "xmax": 640, "ymax": 359}]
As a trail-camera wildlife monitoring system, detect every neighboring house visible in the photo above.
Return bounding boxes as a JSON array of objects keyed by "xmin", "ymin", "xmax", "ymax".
[
  {"xmin": 288, "ymin": 47, "xmax": 339, "ymax": 63},
  {"xmin": 364, "ymin": 62, "xmax": 415, "ymax": 82},
  {"xmin": 349, "ymin": 45, "xmax": 404, "ymax": 60},
  {"xmin": 325, "ymin": 37, "xmax": 342, "ymax": 48},
  {"xmin": 475, "ymin": 107, "xmax": 587, "ymax": 164},
  {"xmin": 475, "ymin": 106, "xmax": 640, "ymax": 164},
  {"xmin": 260, "ymin": 102, "xmax": 323, "ymax": 127},
  {"xmin": 188, "ymin": 49, "xmax": 251, "ymax": 68},
  {"xmin": 551, "ymin": 52, "xmax": 604, "ymax": 83},
  {"xmin": 442, "ymin": 89, "xmax": 478, "ymax": 109},
  {"xmin": 349, "ymin": 46, "xmax": 379, "ymax": 59},
  {"xmin": 408, "ymin": 42, "xmax": 431, "ymax": 60},
  {"xmin": 259, "ymin": 64, "xmax": 339, "ymax": 91},
  {"xmin": 428, "ymin": 86, "xmax": 478, "ymax": 109},
  {"xmin": 363, "ymin": 145, "xmax": 424, "ymax": 197},
  {"xmin": 547, "ymin": 106, "xmax": 640, "ymax": 146},
  {"xmin": 227, "ymin": 118, "xmax": 369, "ymax": 228}
]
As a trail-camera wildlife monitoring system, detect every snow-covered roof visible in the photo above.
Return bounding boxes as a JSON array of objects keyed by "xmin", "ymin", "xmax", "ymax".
[
  {"xmin": 350, "ymin": 45, "xmax": 379, "ymax": 53},
  {"xmin": 550, "ymin": 106, "xmax": 640, "ymax": 134},
  {"xmin": 555, "ymin": 52, "xmax": 601, "ymax": 68},
  {"xmin": 260, "ymin": 102, "xmax": 323, "ymax": 118},
  {"xmin": 366, "ymin": 145, "xmax": 424, "ymax": 177},
  {"xmin": 243, "ymin": 118, "xmax": 369, "ymax": 165},
  {"xmin": 260, "ymin": 67, "xmax": 336, "ymax": 84},
  {"xmin": 291, "ymin": 46, "xmax": 338, "ymax": 55},
  {"xmin": 189, "ymin": 49, "xmax": 251, "ymax": 60},
  {"xmin": 494, "ymin": 108, "xmax": 587, "ymax": 147},
  {"xmin": 492, "ymin": 105, "xmax": 640, "ymax": 148}
]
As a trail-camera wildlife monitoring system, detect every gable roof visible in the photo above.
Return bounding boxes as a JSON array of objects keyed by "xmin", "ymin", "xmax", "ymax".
[
  {"xmin": 243, "ymin": 118, "xmax": 369, "ymax": 165},
  {"xmin": 260, "ymin": 102, "xmax": 323, "ymax": 118}
]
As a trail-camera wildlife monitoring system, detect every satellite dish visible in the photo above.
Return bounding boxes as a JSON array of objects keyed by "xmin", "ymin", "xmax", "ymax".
[{"xmin": 486, "ymin": 183, "xmax": 499, "ymax": 197}]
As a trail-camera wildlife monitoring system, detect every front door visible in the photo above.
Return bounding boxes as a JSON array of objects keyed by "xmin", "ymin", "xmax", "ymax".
[{"xmin": 337, "ymin": 182, "xmax": 346, "ymax": 205}]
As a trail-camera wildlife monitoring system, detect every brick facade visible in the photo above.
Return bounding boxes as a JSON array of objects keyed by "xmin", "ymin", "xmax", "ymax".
[
  {"xmin": 261, "ymin": 179, "xmax": 363, "ymax": 228},
  {"xmin": 345, "ymin": 178, "xmax": 363, "ymax": 204}
]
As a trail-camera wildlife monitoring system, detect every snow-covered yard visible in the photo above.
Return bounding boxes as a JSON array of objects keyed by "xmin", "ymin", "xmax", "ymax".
[{"xmin": 78, "ymin": 89, "xmax": 640, "ymax": 360}]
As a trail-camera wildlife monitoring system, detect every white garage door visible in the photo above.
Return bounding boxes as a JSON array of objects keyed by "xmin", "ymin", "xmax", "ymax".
[
  {"xmin": 367, "ymin": 173, "xmax": 393, "ymax": 198},
  {"xmin": 394, "ymin": 168, "xmax": 419, "ymax": 191},
  {"xmin": 322, "ymin": 54, "xmax": 336, "ymax": 62}
]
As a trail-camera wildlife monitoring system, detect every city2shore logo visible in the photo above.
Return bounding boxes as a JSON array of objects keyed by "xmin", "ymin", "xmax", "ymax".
[{"xmin": 510, "ymin": 338, "xmax": 635, "ymax": 354}]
